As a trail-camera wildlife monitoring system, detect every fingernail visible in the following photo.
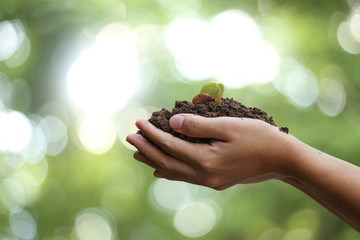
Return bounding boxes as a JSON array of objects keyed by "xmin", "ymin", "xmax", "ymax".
[
  {"xmin": 126, "ymin": 134, "xmax": 137, "ymax": 145},
  {"xmin": 154, "ymin": 171, "xmax": 164, "ymax": 178},
  {"xmin": 126, "ymin": 135, "xmax": 133, "ymax": 144},
  {"xmin": 170, "ymin": 115, "xmax": 184, "ymax": 130},
  {"xmin": 133, "ymin": 151, "xmax": 144, "ymax": 162}
]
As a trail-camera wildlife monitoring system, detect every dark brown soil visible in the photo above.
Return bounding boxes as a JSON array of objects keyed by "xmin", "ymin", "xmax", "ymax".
[{"xmin": 138, "ymin": 98, "xmax": 288, "ymax": 143}]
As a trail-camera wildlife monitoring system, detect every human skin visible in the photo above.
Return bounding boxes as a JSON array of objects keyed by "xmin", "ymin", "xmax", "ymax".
[{"xmin": 126, "ymin": 114, "xmax": 360, "ymax": 232}]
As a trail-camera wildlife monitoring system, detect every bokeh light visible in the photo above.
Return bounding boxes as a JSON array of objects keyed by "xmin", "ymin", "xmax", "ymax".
[
  {"xmin": 13, "ymin": 170, "xmax": 41, "ymax": 205},
  {"xmin": 349, "ymin": 6, "xmax": 360, "ymax": 43},
  {"xmin": 210, "ymin": 10, "xmax": 279, "ymax": 87},
  {"xmin": 5, "ymin": 35, "xmax": 31, "ymax": 68},
  {"xmin": 11, "ymin": 78, "xmax": 32, "ymax": 113},
  {"xmin": 9, "ymin": 209, "xmax": 37, "ymax": 240},
  {"xmin": 164, "ymin": 10, "xmax": 279, "ymax": 88},
  {"xmin": 0, "ymin": 72, "xmax": 14, "ymax": 108},
  {"xmin": 38, "ymin": 115, "xmax": 68, "ymax": 156},
  {"xmin": 173, "ymin": 201, "xmax": 217, "ymax": 238},
  {"xmin": 77, "ymin": 114, "xmax": 116, "ymax": 155},
  {"xmin": 164, "ymin": 16, "xmax": 211, "ymax": 80},
  {"xmin": 22, "ymin": 157, "xmax": 48, "ymax": 185},
  {"xmin": 0, "ymin": 19, "xmax": 30, "ymax": 68},
  {"xmin": 21, "ymin": 120, "xmax": 48, "ymax": 165},
  {"xmin": 3, "ymin": 154, "xmax": 27, "ymax": 170},
  {"xmin": 74, "ymin": 208, "xmax": 116, "ymax": 240},
  {"xmin": 67, "ymin": 22, "xmax": 140, "ymax": 114},
  {"xmin": 0, "ymin": 111, "xmax": 32, "ymax": 154},
  {"xmin": 149, "ymin": 178, "xmax": 197, "ymax": 212},
  {"xmin": 317, "ymin": 78, "xmax": 346, "ymax": 117},
  {"xmin": 0, "ymin": 178, "xmax": 26, "ymax": 210},
  {"xmin": 0, "ymin": 20, "xmax": 23, "ymax": 61},
  {"xmin": 117, "ymin": 104, "xmax": 151, "ymax": 150},
  {"xmin": 37, "ymin": 102, "xmax": 69, "ymax": 127},
  {"xmin": 284, "ymin": 66, "xmax": 319, "ymax": 108},
  {"xmin": 337, "ymin": 20, "xmax": 360, "ymax": 54}
]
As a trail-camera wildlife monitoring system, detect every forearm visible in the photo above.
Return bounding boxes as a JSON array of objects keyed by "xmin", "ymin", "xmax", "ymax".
[
  {"xmin": 281, "ymin": 176, "xmax": 360, "ymax": 232},
  {"xmin": 282, "ymin": 136, "xmax": 360, "ymax": 231}
]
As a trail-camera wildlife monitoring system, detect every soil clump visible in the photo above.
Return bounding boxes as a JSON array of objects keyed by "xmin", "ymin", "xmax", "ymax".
[{"xmin": 138, "ymin": 97, "xmax": 288, "ymax": 143}]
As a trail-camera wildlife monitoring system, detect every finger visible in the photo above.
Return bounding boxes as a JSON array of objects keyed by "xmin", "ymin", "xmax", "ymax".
[
  {"xmin": 135, "ymin": 152, "xmax": 183, "ymax": 180},
  {"xmin": 153, "ymin": 170, "xmax": 178, "ymax": 181},
  {"xmin": 169, "ymin": 114, "xmax": 232, "ymax": 140},
  {"xmin": 153, "ymin": 169, "xmax": 203, "ymax": 186},
  {"xmin": 126, "ymin": 133, "xmax": 195, "ymax": 176},
  {"xmin": 153, "ymin": 170, "xmax": 165, "ymax": 178},
  {"xmin": 135, "ymin": 120, "xmax": 209, "ymax": 165},
  {"xmin": 212, "ymin": 183, "xmax": 232, "ymax": 191},
  {"xmin": 134, "ymin": 151, "xmax": 158, "ymax": 169},
  {"xmin": 134, "ymin": 151, "xmax": 184, "ymax": 178}
]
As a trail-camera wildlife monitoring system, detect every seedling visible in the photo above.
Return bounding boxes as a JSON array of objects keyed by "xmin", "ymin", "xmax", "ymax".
[{"xmin": 192, "ymin": 81, "xmax": 224, "ymax": 104}]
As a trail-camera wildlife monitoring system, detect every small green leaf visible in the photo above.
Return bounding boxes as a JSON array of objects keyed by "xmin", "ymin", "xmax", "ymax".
[{"xmin": 200, "ymin": 81, "xmax": 224, "ymax": 103}]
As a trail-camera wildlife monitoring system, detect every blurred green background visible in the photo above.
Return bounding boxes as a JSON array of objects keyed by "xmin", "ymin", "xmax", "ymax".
[{"xmin": 1, "ymin": 0, "xmax": 360, "ymax": 239}]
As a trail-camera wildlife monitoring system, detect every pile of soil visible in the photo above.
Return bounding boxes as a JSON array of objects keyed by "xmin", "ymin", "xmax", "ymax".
[{"xmin": 139, "ymin": 97, "xmax": 288, "ymax": 143}]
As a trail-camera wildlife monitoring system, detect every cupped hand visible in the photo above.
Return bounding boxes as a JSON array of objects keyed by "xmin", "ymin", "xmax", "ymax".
[{"xmin": 126, "ymin": 114, "xmax": 292, "ymax": 190}]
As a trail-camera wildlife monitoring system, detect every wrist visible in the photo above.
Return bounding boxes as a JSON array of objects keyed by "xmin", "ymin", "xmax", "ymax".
[{"xmin": 272, "ymin": 133, "xmax": 307, "ymax": 180}]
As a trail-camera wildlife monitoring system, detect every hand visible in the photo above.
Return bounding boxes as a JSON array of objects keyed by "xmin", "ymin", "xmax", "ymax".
[
  {"xmin": 127, "ymin": 114, "xmax": 360, "ymax": 231},
  {"xmin": 126, "ymin": 114, "xmax": 292, "ymax": 190}
]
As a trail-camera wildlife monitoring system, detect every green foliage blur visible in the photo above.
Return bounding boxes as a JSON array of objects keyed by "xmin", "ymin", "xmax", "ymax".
[{"xmin": 1, "ymin": 0, "xmax": 360, "ymax": 239}]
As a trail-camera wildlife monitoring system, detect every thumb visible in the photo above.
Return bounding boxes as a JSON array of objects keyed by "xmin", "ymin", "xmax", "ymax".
[{"xmin": 169, "ymin": 114, "xmax": 230, "ymax": 139}]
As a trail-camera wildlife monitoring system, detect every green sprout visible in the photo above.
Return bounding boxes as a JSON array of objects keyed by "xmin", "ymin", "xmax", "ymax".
[
  {"xmin": 192, "ymin": 81, "xmax": 225, "ymax": 104},
  {"xmin": 200, "ymin": 81, "xmax": 224, "ymax": 104}
]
